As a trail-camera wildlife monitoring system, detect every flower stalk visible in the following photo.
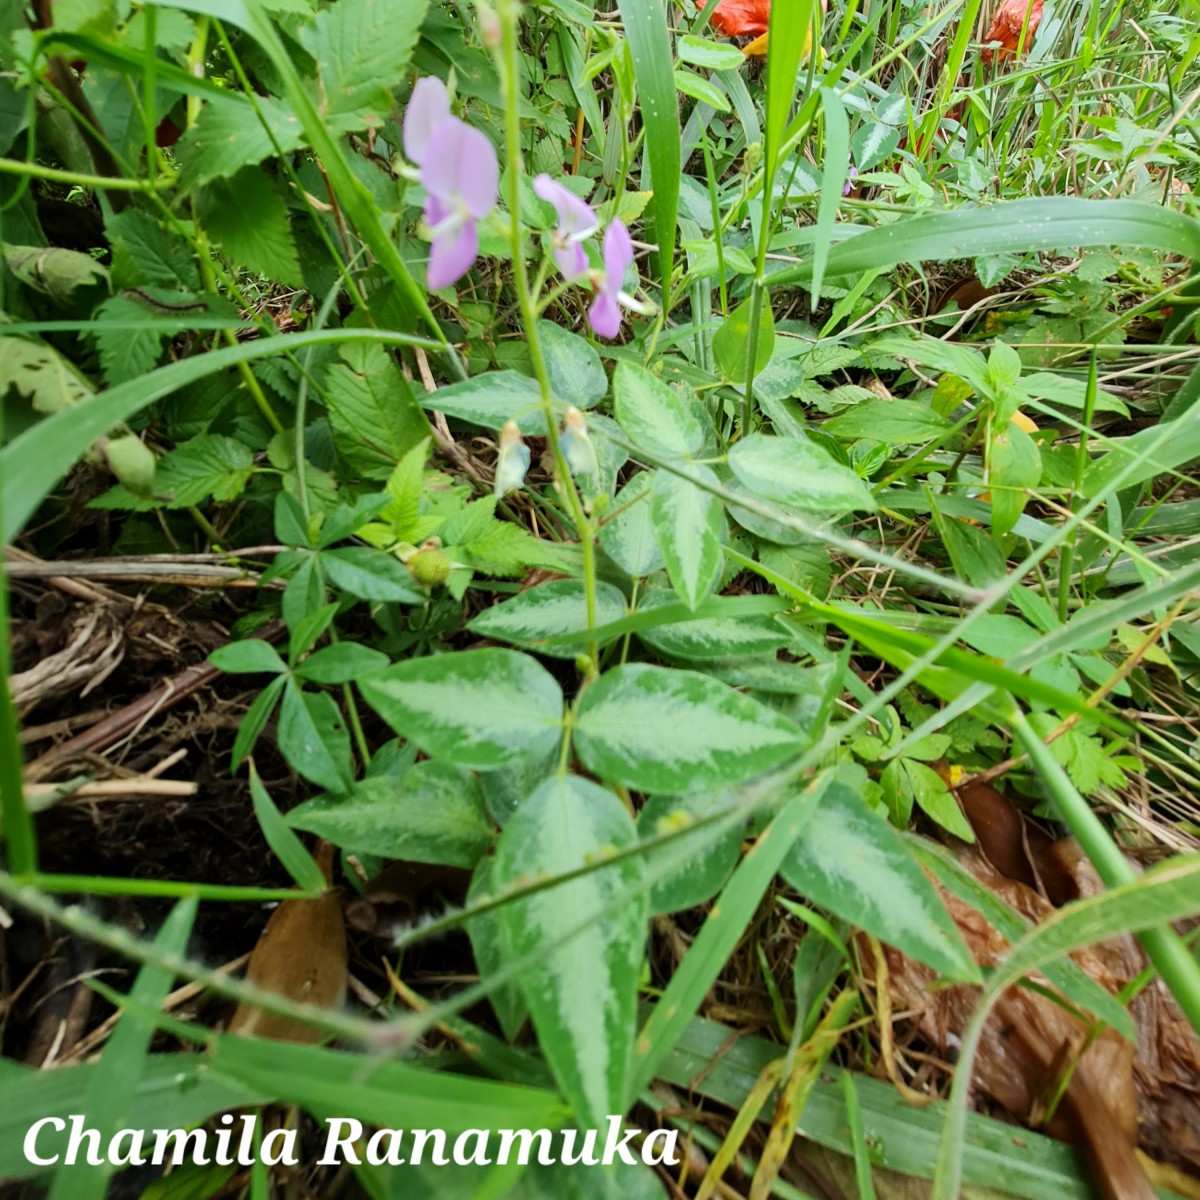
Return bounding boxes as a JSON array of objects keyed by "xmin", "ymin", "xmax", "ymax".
[{"xmin": 492, "ymin": 0, "xmax": 600, "ymax": 671}]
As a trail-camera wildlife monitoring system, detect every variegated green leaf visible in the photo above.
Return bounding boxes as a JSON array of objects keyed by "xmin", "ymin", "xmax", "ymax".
[
  {"xmin": 600, "ymin": 471, "xmax": 665, "ymax": 579},
  {"xmin": 612, "ymin": 361, "xmax": 705, "ymax": 457},
  {"xmin": 359, "ymin": 650, "xmax": 564, "ymax": 770},
  {"xmin": 729, "ymin": 433, "xmax": 877, "ymax": 514},
  {"xmin": 574, "ymin": 664, "xmax": 805, "ymax": 792},
  {"xmin": 636, "ymin": 590, "xmax": 790, "ymax": 661},
  {"xmin": 650, "ymin": 466, "xmax": 724, "ymax": 610},
  {"xmin": 468, "ymin": 580, "xmax": 628, "ymax": 659},
  {"xmin": 492, "ymin": 774, "xmax": 646, "ymax": 1128},
  {"xmin": 780, "ymin": 782, "xmax": 980, "ymax": 981}
]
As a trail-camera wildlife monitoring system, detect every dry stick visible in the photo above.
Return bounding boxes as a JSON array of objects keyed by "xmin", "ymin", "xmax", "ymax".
[
  {"xmin": 410, "ymin": 346, "xmax": 489, "ymax": 485},
  {"xmin": 5, "ymin": 545, "xmax": 123, "ymax": 604},
  {"xmin": 23, "ymin": 778, "xmax": 199, "ymax": 804},
  {"xmin": 25, "ymin": 619, "xmax": 285, "ymax": 778},
  {"xmin": 4, "ymin": 561, "xmax": 265, "ymax": 587}
]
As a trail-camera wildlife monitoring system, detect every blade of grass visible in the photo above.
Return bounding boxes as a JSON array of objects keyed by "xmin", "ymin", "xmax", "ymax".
[
  {"xmin": 615, "ymin": 0, "xmax": 680, "ymax": 284},
  {"xmin": 809, "ymin": 87, "xmax": 849, "ymax": 304}
]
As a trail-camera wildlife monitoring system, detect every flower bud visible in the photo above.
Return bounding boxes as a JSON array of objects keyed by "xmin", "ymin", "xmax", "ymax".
[
  {"xmin": 494, "ymin": 420, "xmax": 531, "ymax": 496},
  {"xmin": 102, "ymin": 434, "xmax": 156, "ymax": 497},
  {"xmin": 477, "ymin": 1, "xmax": 501, "ymax": 48},
  {"xmin": 407, "ymin": 536, "xmax": 452, "ymax": 588},
  {"xmin": 559, "ymin": 406, "xmax": 599, "ymax": 482}
]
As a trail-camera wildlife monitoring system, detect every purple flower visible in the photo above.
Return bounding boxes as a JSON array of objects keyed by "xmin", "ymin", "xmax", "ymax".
[
  {"xmin": 588, "ymin": 220, "xmax": 635, "ymax": 340},
  {"xmin": 403, "ymin": 76, "xmax": 451, "ymax": 167},
  {"xmin": 403, "ymin": 77, "xmax": 499, "ymax": 290},
  {"xmin": 533, "ymin": 174, "xmax": 599, "ymax": 279}
]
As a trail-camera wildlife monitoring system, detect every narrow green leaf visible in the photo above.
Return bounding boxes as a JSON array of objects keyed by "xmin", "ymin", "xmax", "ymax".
[
  {"xmin": 809, "ymin": 88, "xmax": 849, "ymax": 304},
  {"xmin": 616, "ymin": 0, "xmax": 680, "ymax": 282},
  {"xmin": 249, "ymin": 764, "xmax": 328, "ymax": 892},
  {"xmin": 574, "ymin": 663, "xmax": 805, "ymax": 792},
  {"xmin": 276, "ymin": 680, "xmax": 354, "ymax": 794}
]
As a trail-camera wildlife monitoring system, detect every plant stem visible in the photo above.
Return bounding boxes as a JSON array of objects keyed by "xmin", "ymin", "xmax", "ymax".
[
  {"xmin": 494, "ymin": 0, "xmax": 600, "ymax": 670},
  {"xmin": 1010, "ymin": 706, "xmax": 1200, "ymax": 1034}
]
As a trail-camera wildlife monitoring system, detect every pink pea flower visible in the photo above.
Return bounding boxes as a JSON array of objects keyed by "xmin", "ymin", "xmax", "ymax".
[
  {"xmin": 403, "ymin": 77, "xmax": 499, "ymax": 290},
  {"xmin": 588, "ymin": 219, "xmax": 635, "ymax": 340},
  {"xmin": 532, "ymin": 174, "xmax": 599, "ymax": 279}
]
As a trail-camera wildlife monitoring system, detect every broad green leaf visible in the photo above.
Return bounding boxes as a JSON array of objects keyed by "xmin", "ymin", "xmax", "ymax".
[
  {"xmin": 276, "ymin": 681, "xmax": 354, "ymax": 794},
  {"xmin": 0, "ymin": 336, "xmax": 93, "ymax": 415},
  {"xmin": 674, "ymin": 67, "xmax": 729, "ymax": 111},
  {"xmin": 287, "ymin": 761, "xmax": 493, "ymax": 869},
  {"xmin": 360, "ymin": 649, "xmax": 564, "ymax": 770},
  {"xmin": 780, "ymin": 782, "xmax": 979, "ymax": 981},
  {"xmin": 155, "ymin": 433, "xmax": 254, "ymax": 507},
  {"xmin": 302, "ymin": 0, "xmax": 430, "ymax": 126},
  {"xmin": 176, "ymin": 93, "xmax": 304, "ymax": 188},
  {"xmin": 612, "ymin": 361, "xmax": 705, "ymax": 458},
  {"xmin": 294, "ymin": 642, "xmax": 389, "ymax": 684},
  {"xmin": 322, "ymin": 342, "xmax": 434, "ymax": 479},
  {"xmin": 729, "ymin": 432, "xmax": 876, "ymax": 514},
  {"xmin": 599, "ymin": 471, "xmax": 664, "ymax": 578},
  {"xmin": 107, "ymin": 209, "xmax": 200, "ymax": 290},
  {"xmin": 636, "ymin": 590, "xmax": 790, "ymax": 660},
  {"xmin": 468, "ymin": 580, "xmax": 628, "ymax": 658},
  {"xmin": 492, "ymin": 774, "xmax": 645, "ymax": 1128},
  {"xmin": 988, "ymin": 420, "xmax": 1041, "ymax": 538},
  {"xmin": 540, "ymin": 320, "xmax": 607, "ymax": 410},
  {"xmin": 574, "ymin": 663, "xmax": 804, "ymax": 791},
  {"xmin": 249, "ymin": 765, "xmax": 327, "ymax": 893},
  {"xmin": 822, "ymin": 397, "xmax": 951, "ymax": 443},
  {"xmin": 196, "ymin": 168, "xmax": 301, "ymax": 287},
  {"xmin": 208, "ymin": 639, "xmax": 286, "ymax": 675},
  {"xmin": 770, "ymin": 198, "xmax": 1200, "ymax": 288},
  {"xmin": 616, "ymin": 0, "xmax": 680, "ymax": 282},
  {"xmin": 713, "ymin": 302, "xmax": 775, "ymax": 384},
  {"xmin": 421, "ymin": 370, "xmax": 545, "ymax": 432},
  {"xmin": 638, "ymin": 791, "xmax": 743, "ymax": 914},
  {"xmin": 319, "ymin": 547, "xmax": 422, "ymax": 602},
  {"xmin": 678, "ymin": 34, "xmax": 745, "ymax": 71},
  {"xmin": 650, "ymin": 465, "xmax": 723, "ymax": 610}
]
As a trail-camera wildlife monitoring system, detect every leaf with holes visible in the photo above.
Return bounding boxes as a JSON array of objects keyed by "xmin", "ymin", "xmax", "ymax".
[
  {"xmin": 492, "ymin": 774, "xmax": 645, "ymax": 1129},
  {"xmin": 574, "ymin": 663, "xmax": 805, "ymax": 792}
]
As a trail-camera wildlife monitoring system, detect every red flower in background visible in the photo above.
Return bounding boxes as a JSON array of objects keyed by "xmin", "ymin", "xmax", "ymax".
[
  {"xmin": 711, "ymin": 0, "xmax": 771, "ymax": 37},
  {"xmin": 980, "ymin": 0, "xmax": 1044, "ymax": 64}
]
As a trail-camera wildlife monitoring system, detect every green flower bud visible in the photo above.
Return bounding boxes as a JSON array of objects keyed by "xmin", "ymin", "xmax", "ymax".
[
  {"xmin": 103, "ymin": 435, "xmax": 156, "ymax": 497},
  {"xmin": 407, "ymin": 537, "xmax": 452, "ymax": 588}
]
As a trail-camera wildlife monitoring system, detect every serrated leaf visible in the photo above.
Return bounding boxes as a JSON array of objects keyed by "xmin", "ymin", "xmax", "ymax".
[
  {"xmin": 636, "ymin": 590, "xmax": 789, "ymax": 661},
  {"xmin": 612, "ymin": 361, "xmax": 705, "ymax": 458},
  {"xmin": 492, "ymin": 774, "xmax": 645, "ymax": 1128},
  {"xmin": 574, "ymin": 663, "xmax": 805, "ymax": 792},
  {"xmin": 287, "ymin": 761, "xmax": 493, "ymax": 868},
  {"xmin": 319, "ymin": 546, "xmax": 422, "ymax": 602},
  {"xmin": 650, "ymin": 466, "xmax": 723, "ymax": 610},
  {"xmin": 155, "ymin": 433, "xmax": 254, "ymax": 507},
  {"xmin": 360, "ymin": 649, "xmax": 564, "ymax": 770},
  {"xmin": 0, "ymin": 336, "xmax": 93, "ymax": 414},
  {"xmin": 197, "ymin": 169, "xmax": 301, "ymax": 287},
  {"xmin": 822, "ymin": 397, "xmax": 951, "ymax": 443},
  {"xmin": 92, "ymin": 295, "xmax": 170, "ymax": 386},
  {"xmin": 455, "ymin": 519, "xmax": 569, "ymax": 577},
  {"xmin": 276, "ymin": 681, "xmax": 354, "ymax": 794},
  {"xmin": 780, "ymin": 782, "xmax": 980, "ymax": 981},
  {"xmin": 638, "ymin": 791, "xmax": 743, "ymax": 914},
  {"xmin": 303, "ymin": 0, "xmax": 430, "ymax": 126},
  {"xmin": 322, "ymin": 342, "xmax": 433, "ymax": 479},
  {"xmin": 729, "ymin": 432, "xmax": 877, "ymax": 514},
  {"xmin": 468, "ymin": 580, "xmax": 628, "ymax": 658},
  {"xmin": 600, "ymin": 471, "xmax": 664, "ymax": 578},
  {"xmin": 107, "ymin": 210, "xmax": 200, "ymax": 290},
  {"xmin": 176, "ymin": 94, "xmax": 304, "ymax": 189}
]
